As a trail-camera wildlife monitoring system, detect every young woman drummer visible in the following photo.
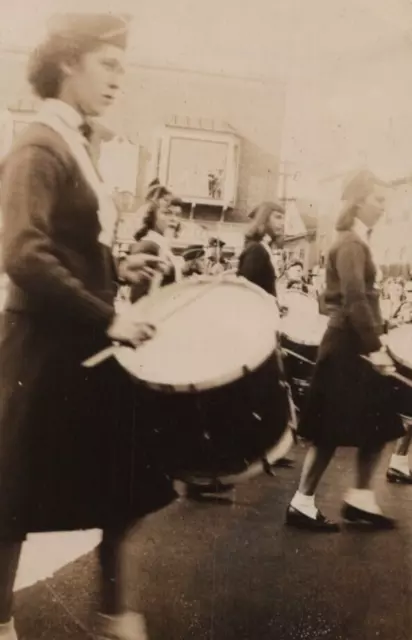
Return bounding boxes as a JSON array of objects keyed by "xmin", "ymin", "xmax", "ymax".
[
  {"xmin": 0, "ymin": 13, "xmax": 176, "ymax": 639},
  {"xmin": 237, "ymin": 201, "xmax": 296, "ymax": 469},
  {"xmin": 237, "ymin": 200, "xmax": 286, "ymax": 296},
  {"xmin": 286, "ymin": 170, "xmax": 404, "ymax": 532}
]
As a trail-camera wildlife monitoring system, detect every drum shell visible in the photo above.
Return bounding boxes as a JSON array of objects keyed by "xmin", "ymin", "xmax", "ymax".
[
  {"xmin": 280, "ymin": 335, "xmax": 318, "ymax": 412},
  {"xmin": 135, "ymin": 351, "xmax": 289, "ymax": 479},
  {"xmin": 390, "ymin": 360, "xmax": 412, "ymax": 421}
]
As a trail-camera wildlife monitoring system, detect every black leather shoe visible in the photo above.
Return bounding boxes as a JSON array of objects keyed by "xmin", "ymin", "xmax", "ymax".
[
  {"xmin": 386, "ymin": 468, "xmax": 412, "ymax": 484},
  {"xmin": 272, "ymin": 457, "xmax": 295, "ymax": 469},
  {"xmin": 285, "ymin": 506, "xmax": 340, "ymax": 532},
  {"xmin": 185, "ymin": 480, "xmax": 234, "ymax": 499},
  {"xmin": 341, "ymin": 503, "xmax": 396, "ymax": 529}
]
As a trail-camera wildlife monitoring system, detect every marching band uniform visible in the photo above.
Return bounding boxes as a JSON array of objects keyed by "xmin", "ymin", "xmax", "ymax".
[
  {"xmin": 238, "ymin": 239, "xmax": 277, "ymax": 295},
  {"xmin": 287, "ymin": 181, "xmax": 405, "ymax": 532},
  {"xmin": 297, "ymin": 222, "xmax": 403, "ymax": 449},
  {"xmin": 0, "ymin": 13, "xmax": 175, "ymax": 639}
]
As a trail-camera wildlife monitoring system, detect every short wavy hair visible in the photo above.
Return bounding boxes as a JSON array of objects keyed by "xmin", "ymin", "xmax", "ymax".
[{"xmin": 27, "ymin": 34, "xmax": 102, "ymax": 99}]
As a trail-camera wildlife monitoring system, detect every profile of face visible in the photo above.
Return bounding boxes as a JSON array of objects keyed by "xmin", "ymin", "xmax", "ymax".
[
  {"xmin": 157, "ymin": 194, "xmax": 173, "ymax": 214},
  {"xmin": 267, "ymin": 210, "xmax": 285, "ymax": 239},
  {"xmin": 61, "ymin": 44, "xmax": 125, "ymax": 117},
  {"xmin": 288, "ymin": 264, "xmax": 303, "ymax": 281},
  {"xmin": 357, "ymin": 188, "xmax": 386, "ymax": 229}
]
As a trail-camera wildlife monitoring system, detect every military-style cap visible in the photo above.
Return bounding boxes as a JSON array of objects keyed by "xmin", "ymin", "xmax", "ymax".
[
  {"xmin": 48, "ymin": 13, "xmax": 131, "ymax": 49},
  {"xmin": 208, "ymin": 237, "xmax": 226, "ymax": 248},
  {"xmin": 183, "ymin": 245, "xmax": 206, "ymax": 261}
]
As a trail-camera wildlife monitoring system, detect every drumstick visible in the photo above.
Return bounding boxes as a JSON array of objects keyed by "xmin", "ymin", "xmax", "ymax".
[
  {"xmin": 281, "ymin": 347, "xmax": 316, "ymax": 366},
  {"xmin": 82, "ymin": 274, "xmax": 228, "ymax": 368},
  {"xmin": 360, "ymin": 355, "xmax": 412, "ymax": 389}
]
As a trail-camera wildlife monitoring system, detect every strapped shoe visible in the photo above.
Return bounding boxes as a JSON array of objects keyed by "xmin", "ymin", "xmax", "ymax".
[
  {"xmin": 386, "ymin": 468, "xmax": 412, "ymax": 485},
  {"xmin": 341, "ymin": 503, "xmax": 396, "ymax": 530},
  {"xmin": 95, "ymin": 611, "xmax": 148, "ymax": 640},
  {"xmin": 285, "ymin": 505, "xmax": 340, "ymax": 532}
]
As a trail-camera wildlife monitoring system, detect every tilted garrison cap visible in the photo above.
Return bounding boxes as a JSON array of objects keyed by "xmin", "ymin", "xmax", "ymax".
[{"xmin": 47, "ymin": 12, "xmax": 131, "ymax": 49}]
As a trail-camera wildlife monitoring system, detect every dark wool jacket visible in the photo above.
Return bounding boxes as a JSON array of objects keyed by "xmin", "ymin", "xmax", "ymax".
[
  {"xmin": 0, "ymin": 123, "xmax": 176, "ymax": 537},
  {"xmin": 237, "ymin": 240, "xmax": 276, "ymax": 296},
  {"xmin": 1, "ymin": 123, "xmax": 116, "ymax": 331},
  {"xmin": 324, "ymin": 230, "xmax": 382, "ymax": 353}
]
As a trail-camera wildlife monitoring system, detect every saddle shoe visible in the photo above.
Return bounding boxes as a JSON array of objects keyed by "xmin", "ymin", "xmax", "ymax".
[
  {"xmin": 341, "ymin": 503, "xmax": 396, "ymax": 530},
  {"xmin": 386, "ymin": 468, "xmax": 412, "ymax": 484},
  {"xmin": 285, "ymin": 505, "xmax": 340, "ymax": 532}
]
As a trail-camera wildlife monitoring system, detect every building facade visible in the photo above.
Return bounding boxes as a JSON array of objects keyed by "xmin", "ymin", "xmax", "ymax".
[{"xmin": 0, "ymin": 47, "xmax": 314, "ymax": 264}]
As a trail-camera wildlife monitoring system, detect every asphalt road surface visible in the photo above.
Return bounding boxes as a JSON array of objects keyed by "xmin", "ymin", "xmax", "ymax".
[{"xmin": 13, "ymin": 442, "xmax": 412, "ymax": 639}]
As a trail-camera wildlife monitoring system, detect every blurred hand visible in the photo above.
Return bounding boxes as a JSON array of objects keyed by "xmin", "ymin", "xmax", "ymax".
[
  {"xmin": 118, "ymin": 254, "xmax": 166, "ymax": 284},
  {"xmin": 368, "ymin": 349, "xmax": 396, "ymax": 375},
  {"xmin": 107, "ymin": 314, "xmax": 156, "ymax": 347}
]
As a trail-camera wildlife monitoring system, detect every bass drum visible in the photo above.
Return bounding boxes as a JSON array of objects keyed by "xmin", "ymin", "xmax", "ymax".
[
  {"xmin": 279, "ymin": 290, "xmax": 328, "ymax": 411},
  {"xmin": 114, "ymin": 275, "xmax": 293, "ymax": 483},
  {"xmin": 385, "ymin": 324, "xmax": 412, "ymax": 422}
]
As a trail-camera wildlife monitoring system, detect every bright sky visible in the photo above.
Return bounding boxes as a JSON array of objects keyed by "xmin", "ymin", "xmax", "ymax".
[{"xmin": 1, "ymin": 0, "xmax": 412, "ymax": 194}]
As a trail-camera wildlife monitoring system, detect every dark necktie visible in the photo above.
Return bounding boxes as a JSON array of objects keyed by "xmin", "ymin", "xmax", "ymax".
[
  {"xmin": 79, "ymin": 121, "xmax": 93, "ymax": 142},
  {"xmin": 366, "ymin": 228, "xmax": 373, "ymax": 244}
]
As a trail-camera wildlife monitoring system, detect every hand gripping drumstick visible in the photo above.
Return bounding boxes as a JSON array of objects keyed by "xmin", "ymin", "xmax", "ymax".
[
  {"xmin": 360, "ymin": 355, "xmax": 412, "ymax": 389},
  {"xmin": 82, "ymin": 274, "xmax": 230, "ymax": 368}
]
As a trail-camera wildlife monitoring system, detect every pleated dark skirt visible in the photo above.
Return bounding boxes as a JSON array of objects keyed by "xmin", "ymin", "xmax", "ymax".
[
  {"xmin": 298, "ymin": 326, "xmax": 405, "ymax": 447},
  {"xmin": 0, "ymin": 311, "xmax": 177, "ymax": 540}
]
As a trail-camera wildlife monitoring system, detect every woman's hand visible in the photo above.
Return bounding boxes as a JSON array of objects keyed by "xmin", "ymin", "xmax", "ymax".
[
  {"xmin": 107, "ymin": 313, "xmax": 156, "ymax": 347},
  {"xmin": 118, "ymin": 254, "xmax": 166, "ymax": 284},
  {"xmin": 368, "ymin": 348, "xmax": 396, "ymax": 375}
]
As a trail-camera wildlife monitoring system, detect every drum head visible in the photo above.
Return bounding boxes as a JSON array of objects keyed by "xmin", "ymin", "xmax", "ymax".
[
  {"xmin": 386, "ymin": 325, "xmax": 412, "ymax": 369},
  {"xmin": 280, "ymin": 290, "xmax": 328, "ymax": 346},
  {"xmin": 115, "ymin": 276, "xmax": 279, "ymax": 391}
]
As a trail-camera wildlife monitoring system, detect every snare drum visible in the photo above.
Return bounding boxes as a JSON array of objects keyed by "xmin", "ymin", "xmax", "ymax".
[
  {"xmin": 279, "ymin": 291, "xmax": 328, "ymax": 411},
  {"xmin": 114, "ymin": 275, "xmax": 292, "ymax": 482},
  {"xmin": 386, "ymin": 324, "xmax": 412, "ymax": 421}
]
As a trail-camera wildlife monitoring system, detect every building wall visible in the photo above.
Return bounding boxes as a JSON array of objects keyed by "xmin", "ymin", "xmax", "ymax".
[
  {"xmin": 0, "ymin": 49, "xmax": 285, "ymax": 217},
  {"xmin": 108, "ymin": 65, "xmax": 286, "ymax": 214}
]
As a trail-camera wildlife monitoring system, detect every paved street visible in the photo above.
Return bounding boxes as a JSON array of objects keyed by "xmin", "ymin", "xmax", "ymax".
[{"xmin": 13, "ymin": 442, "xmax": 412, "ymax": 639}]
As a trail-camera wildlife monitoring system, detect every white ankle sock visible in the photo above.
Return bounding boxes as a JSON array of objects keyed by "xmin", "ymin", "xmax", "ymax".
[
  {"xmin": 389, "ymin": 454, "xmax": 410, "ymax": 475},
  {"xmin": 345, "ymin": 489, "xmax": 382, "ymax": 515},
  {"xmin": 290, "ymin": 491, "xmax": 317, "ymax": 519}
]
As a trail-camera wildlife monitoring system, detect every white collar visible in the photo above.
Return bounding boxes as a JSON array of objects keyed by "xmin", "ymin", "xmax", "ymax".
[
  {"xmin": 353, "ymin": 217, "xmax": 369, "ymax": 243},
  {"xmin": 43, "ymin": 99, "xmax": 84, "ymax": 134},
  {"xmin": 261, "ymin": 236, "xmax": 272, "ymax": 257}
]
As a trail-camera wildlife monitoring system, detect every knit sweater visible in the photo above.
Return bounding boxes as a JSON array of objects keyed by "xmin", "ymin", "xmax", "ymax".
[{"xmin": 324, "ymin": 230, "xmax": 382, "ymax": 353}]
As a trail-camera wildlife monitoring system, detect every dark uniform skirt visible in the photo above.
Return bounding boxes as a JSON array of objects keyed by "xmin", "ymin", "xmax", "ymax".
[
  {"xmin": 298, "ymin": 326, "xmax": 405, "ymax": 448},
  {"xmin": 0, "ymin": 311, "xmax": 176, "ymax": 541}
]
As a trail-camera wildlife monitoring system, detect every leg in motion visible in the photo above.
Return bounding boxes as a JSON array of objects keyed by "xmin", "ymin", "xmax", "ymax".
[
  {"xmin": 0, "ymin": 541, "xmax": 22, "ymax": 639},
  {"xmin": 286, "ymin": 444, "xmax": 339, "ymax": 532},
  {"xmin": 96, "ymin": 525, "xmax": 149, "ymax": 640},
  {"xmin": 387, "ymin": 417, "xmax": 412, "ymax": 484},
  {"xmin": 342, "ymin": 442, "xmax": 396, "ymax": 529}
]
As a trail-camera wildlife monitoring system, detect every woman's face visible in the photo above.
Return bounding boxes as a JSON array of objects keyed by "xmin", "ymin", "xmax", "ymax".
[
  {"xmin": 357, "ymin": 188, "xmax": 386, "ymax": 229},
  {"xmin": 157, "ymin": 194, "xmax": 173, "ymax": 214},
  {"xmin": 62, "ymin": 44, "xmax": 125, "ymax": 117},
  {"xmin": 267, "ymin": 209, "xmax": 285, "ymax": 239}
]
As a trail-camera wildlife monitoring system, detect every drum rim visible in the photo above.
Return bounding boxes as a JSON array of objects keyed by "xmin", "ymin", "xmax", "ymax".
[
  {"xmin": 279, "ymin": 290, "xmax": 326, "ymax": 346},
  {"xmin": 386, "ymin": 325, "xmax": 412, "ymax": 370},
  {"xmin": 114, "ymin": 274, "xmax": 279, "ymax": 392}
]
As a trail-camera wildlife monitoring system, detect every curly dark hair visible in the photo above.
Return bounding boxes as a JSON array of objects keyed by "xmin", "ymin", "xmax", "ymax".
[
  {"xmin": 27, "ymin": 33, "xmax": 103, "ymax": 99},
  {"xmin": 134, "ymin": 202, "xmax": 158, "ymax": 241}
]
